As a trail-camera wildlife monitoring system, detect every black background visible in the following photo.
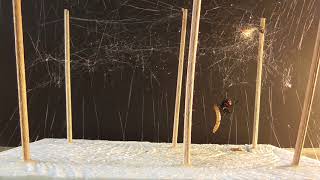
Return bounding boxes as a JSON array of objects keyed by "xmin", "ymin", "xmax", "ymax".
[{"xmin": 1, "ymin": 0, "xmax": 320, "ymax": 148}]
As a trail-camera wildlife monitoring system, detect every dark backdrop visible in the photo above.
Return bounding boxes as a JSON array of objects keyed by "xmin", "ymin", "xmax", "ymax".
[{"xmin": 1, "ymin": 0, "xmax": 320, "ymax": 148}]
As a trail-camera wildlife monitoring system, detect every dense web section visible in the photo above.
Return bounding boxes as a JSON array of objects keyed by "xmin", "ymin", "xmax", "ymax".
[{"xmin": 1, "ymin": 0, "xmax": 320, "ymax": 158}]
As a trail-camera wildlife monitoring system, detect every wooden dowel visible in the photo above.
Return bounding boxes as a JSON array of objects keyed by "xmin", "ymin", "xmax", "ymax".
[
  {"xmin": 64, "ymin": 9, "xmax": 73, "ymax": 143},
  {"xmin": 292, "ymin": 19, "xmax": 320, "ymax": 166},
  {"xmin": 172, "ymin": 8, "xmax": 188, "ymax": 148},
  {"xmin": 183, "ymin": 0, "xmax": 202, "ymax": 165},
  {"xmin": 252, "ymin": 18, "xmax": 266, "ymax": 148},
  {"xmin": 12, "ymin": 0, "xmax": 31, "ymax": 161}
]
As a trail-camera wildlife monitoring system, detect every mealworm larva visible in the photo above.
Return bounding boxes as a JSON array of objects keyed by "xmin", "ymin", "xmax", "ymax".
[{"xmin": 212, "ymin": 104, "xmax": 221, "ymax": 133}]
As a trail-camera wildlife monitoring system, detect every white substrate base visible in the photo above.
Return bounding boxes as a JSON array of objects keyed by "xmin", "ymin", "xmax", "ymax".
[{"xmin": 0, "ymin": 138, "xmax": 319, "ymax": 179}]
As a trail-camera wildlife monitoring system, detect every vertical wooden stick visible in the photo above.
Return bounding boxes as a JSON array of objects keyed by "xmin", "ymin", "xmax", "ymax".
[
  {"xmin": 183, "ymin": 0, "xmax": 202, "ymax": 165},
  {"xmin": 252, "ymin": 18, "xmax": 266, "ymax": 148},
  {"xmin": 292, "ymin": 20, "xmax": 320, "ymax": 166},
  {"xmin": 12, "ymin": 0, "xmax": 31, "ymax": 161},
  {"xmin": 172, "ymin": 8, "xmax": 188, "ymax": 148},
  {"xmin": 65, "ymin": 9, "xmax": 73, "ymax": 143}
]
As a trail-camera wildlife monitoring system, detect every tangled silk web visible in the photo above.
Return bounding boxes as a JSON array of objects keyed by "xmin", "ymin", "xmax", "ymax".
[
  {"xmin": 2, "ymin": 0, "xmax": 320, "ymax": 147},
  {"xmin": 26, "ymin": 0, "xmax": 317, "ymax": 93}
]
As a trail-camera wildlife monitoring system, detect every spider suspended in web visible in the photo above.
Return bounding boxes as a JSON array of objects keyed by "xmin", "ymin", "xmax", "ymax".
[
  {"xmin": 212, "ymin": 98, "xmax": 237, "ymax": 133},
  {"xmin": 219, "ymin": 98, "xmax": 233, "ymax": 114}
]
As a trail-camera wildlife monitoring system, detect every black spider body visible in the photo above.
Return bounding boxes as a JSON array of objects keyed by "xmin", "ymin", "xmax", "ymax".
[{"xmin": 219, "ymin": 98, "xmax": 233, "ymax": 114}]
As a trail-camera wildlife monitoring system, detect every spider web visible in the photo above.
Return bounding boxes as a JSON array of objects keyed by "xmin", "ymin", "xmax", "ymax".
[{"xmin": 1, "ymin": 0, "xmax": 320, "ymax": 159}]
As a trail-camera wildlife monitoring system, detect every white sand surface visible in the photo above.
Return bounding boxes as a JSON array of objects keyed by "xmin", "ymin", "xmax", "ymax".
[{"xmin": 0, "ymin": 138, "xmax": 319, "ymax": 179}]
